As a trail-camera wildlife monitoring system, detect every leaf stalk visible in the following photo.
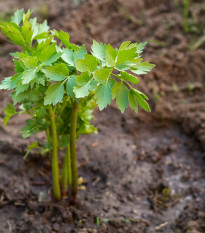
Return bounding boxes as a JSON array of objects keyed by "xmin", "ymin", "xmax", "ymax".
[
  {"xmin": 49, "ymin": 106, "xmax": 61, "ymax": 201},
  {"xmin": 70, "ymin": 101, "xmax": 79, "ymax": 204}
]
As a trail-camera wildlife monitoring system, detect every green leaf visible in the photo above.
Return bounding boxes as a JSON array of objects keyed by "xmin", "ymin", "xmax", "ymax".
[
  {"xmin": 89, "ymin": 79, "xmax": 98, "ymax": 91},
  {"xmin": 119, "ymin": 41, "xmax": 131, "ymax": 51},
  {"xmin": 20, "ymin": 126, "xmax": 33, "ymax": 138},
  {"xmin": 0, "ymin": 22, "xmax": 26, "ymax": 47},
  {"xmin": 22, "ymin": 102, "xmax": 33, "ymax": 110},
  {"xmin": 44, "ymin": 83, "xmax": 64, "ymax": 105},
  {"xmin": 130, "ymin": 57, "xmax": 143, "ymax": 64},
  {"xmin": 115, "ymin": 61, "xmax": 132, "ymax": 71},
  {"xmin": 36, "ymin": 37, "xmax": 52, "ymax": 54},
  {"xmin": 75, "ymin": 54, "xmax": 97, "ymax": 73},
  {"xmin": 112, "ymin": 82, "xmax": 129, "ymax": 113},
  {"xmin": 14, "ymin": 87, "xmax": 43, "ymax": 105},
  {"xmin": 35, "ymin": 72, "xmax": 45, "ymax": 86},
  {"xmin": 42, "ymin": 63, "xmax": 69, "ymax": 81},
  {"xmin": 76, "ymin": 72, "xmax": 91, "ymax": 86},
  {"xmin": 10, "ymin": 52, "xmax": 19, "ymax": 58},
  {"xmin": 84, "ymin": 54, "xmax": 97, "ymax": 72},
  {"xmin": 105, "ymin": 44, "xmax": 117, "ymax": 67},
  {"xmin": 116, "ymin": 48, "xmax": 137, "ymax": 64},
  {"xmin": 33, "ymin": 31, "xmax": 50, "ymax": 40},
  {"xmin": 3, "ymin": 115, "xmax": 12, "ymax": 127},
  {"xmin": 12, "ymin": 91, "xmax": 28, "ymax": 104},
  {"xmin": 53, "ymin": 29, "xmax": 79, "ymax": 50},
  {"xmin": 24, "ymin": 141, "xmax": 39, "ymax": 159},
  {"xmin": 94, "ymin": 79, "xmax": 115, "ymax": 110},
  {"xmin": 119, "ymin": 71, "xmax": 139, "ymax": 84},
  {"xmin": 32, "ymin": 106, "xmax": 47, "ymax": 118},
  {"xmin": 44, "ymin": 53, "xmax": 62, "ymax": 66},
  {"xmin": 94, "ymin": 68, "xmax": 111, "ymax": 84},
  {"xmin": 15, "ymin": 81, "xmax": 29, "ymax": 95},
  {"xmin": 27, "ymin": 88, "xmax": 42, "ymax": 102},
  {"xmin": 0, "ymin": 77, "xmax": 12, "ymax": 90},
  {"xmin": 23, "ymin": 9, "xmax": 32, "ymax": 23},
  {"xmin": 129, "ymin": 89, "xmax": 138, "ymax": 113},
  {"xmin": 40, "ymin": 141, "xmax": 52, "ymax": 155},
  {"xmin": 77, "ymin": 123, "xmax": 97, "ymax": 136},
  {"xmin": 135, "ymin": 42, "xmax": 147, "ymax": 53},
  {"xmin": 21, "ymin": 56, "xmax": 38, "ymax": 69},
  {"xmin": 33, "ymin": 107, "xmax": 47, "ymax": 118},
  {"xmin": 62, "ymin": 45, "xmax": 87, "ymax": 66},
  {"xmin": 20, "ymin": 125, "xmax": 33, "ymax": 138},
  {"xmin": 74, "ymin": 45, "xmax": 87, "ymax": 63},
  {"xmin": 20, "ymin": 117, "xmax": 46, "ymax": 138},
  {"xmin": 31, "ymin": 18, "xmax": 50, "ymax": 42},
  {"xmin": 21, "ymin": 20, "xmax": 33, "ymax": 46},
  {"xmin": 74, "ymin": 72, "xmax": 97, "ymax": 98},
  {"xmin": 14, "ymin": 60, "xmax": 25, "ymax": 72},
  {"xmin": 22, "ymin": 69, "xmax": 36, "ymax": 84},
  {"xmin": 10, "ymin": 73, "xmax": 23, "ymax": 89},
  {"xmin": 66, "ymin": 75, "xmax": 76, "ymax": 98},
  {"xmin": 73, "ymin": 85, "xmax": 90, "ymax": 98},
  {"xmin": 18, "ymin": 51, "xmax": 29, "ymax": 59},
  {"xmin": 134, "ymin": 90, "xmax": 150, "ymax": 112},
  {"xmin": 11, "ymin": 9, "xmax": 24, "ymax": 25},
  {"xmin": 27, "ymin": 141, "xmax": 39, "ymax": 150},
  {"xmin": 37, "ymin": 20, "xmax": 50, "ymax": 35},
  {"xmin": 4, "ymin": 103, "xmax": 16, "ymax": 116},
  {"xmin": 61, "ymin": 49, "xmax": 74, "ymax": 66},
  {"xmin": 119, "ymin": 41, "xmax": 147, "ymax": 53},
  {"xmin": 3, "ymin": 103, "xmax": 17, "ymax": 127},
  {"xmin": 38, "ymin": 43, "xmax": 56, "ymax": 63},
  {"xmin": 131, "ymin": 62, "xmax": 155, "ymax": 75},
  {"xmin": 91, "ymin": 40, "xmax": 106, "ymax": 61},
  {"xmin": 75, "ymin": 59, "xmax": 87, "ymax": 72},
  {"xmin": 53, "ymin": 30, "xmax": 70, "ymax": 48},
  {"xmin": 134, "ymin": 89, "xmax": 149, "ymax": 100}
]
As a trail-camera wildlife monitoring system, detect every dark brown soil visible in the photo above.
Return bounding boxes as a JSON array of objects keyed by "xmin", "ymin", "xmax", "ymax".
[{"xmin": 0, "ymin": 0, "xmax": 205, "ymax": 232}]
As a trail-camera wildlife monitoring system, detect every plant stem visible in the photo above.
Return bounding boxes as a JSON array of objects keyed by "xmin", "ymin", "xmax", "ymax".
[
  {"xmin": 46, "ymin": 127, "xmax": 52, "ymax": 144},
  {"xmin": 70, "ymin": 101, "xmax": 79, "ymax": 204},
  {"xmin": 190, "ymin": 35, "xmax": 205, "ymax": 51},
  {"xmin": 61, "ymin": 149, "xmax": 68, "ymax": 197},
  {"xmin": 49, "ymin": 106, "xmax": 61, "ymax": 201},
  {"xmin": 67, "ymin": 143, "xmax": 72, "ymax": 190},
  {"xmin": 183, "ymin": 0, "xmax": 190, "ymax": 32},
  {"xmin": 61, "ymin": 144, "xmax": 72, "ymax": 196}
]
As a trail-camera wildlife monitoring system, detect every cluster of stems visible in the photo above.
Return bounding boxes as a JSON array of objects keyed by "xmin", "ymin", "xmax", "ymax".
[{"xmin": 49, "ymin": 102, "xmax": 79, "ymax": 203}]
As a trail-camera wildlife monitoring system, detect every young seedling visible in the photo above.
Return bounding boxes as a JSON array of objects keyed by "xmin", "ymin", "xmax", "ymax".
[
  {"xmin": 182, "ymin": 0, "xmax": 201, "ymax": 34},
  {"xmin": 0, "ymin": 9, "xmax": 155, "ymax": 204},
  {"xmin": 183, "ymin": 0, "xmax": 190, "ymax": 32}
]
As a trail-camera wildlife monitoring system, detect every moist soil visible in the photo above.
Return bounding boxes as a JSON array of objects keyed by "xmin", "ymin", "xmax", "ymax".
[{"xmin": 0, "ymin": 0, "xmax": 205, "ymax": 232}]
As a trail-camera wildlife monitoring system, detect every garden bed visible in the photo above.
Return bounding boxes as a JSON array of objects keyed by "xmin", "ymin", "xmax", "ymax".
[{"xmin": 0, "ymin": 0, "xmax": 205, "ymax": 232}]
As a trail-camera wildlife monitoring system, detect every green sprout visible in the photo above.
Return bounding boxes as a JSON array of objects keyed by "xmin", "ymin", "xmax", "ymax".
[
  {"xmin": 0, "ymin": 9, "xmax": 155, "ymax": 203},
  {"xmin": 183, "ymin": 0, "xmax": 201, "ymax": 34},
  {"xmin": 183, "ymin": 0, "xmax": 190, "ymax": 32}
]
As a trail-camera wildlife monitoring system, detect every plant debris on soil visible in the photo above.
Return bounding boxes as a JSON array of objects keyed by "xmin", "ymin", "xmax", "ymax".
[{"xmin": 0, "ymin": 0, "xmax": 205, "ymax": 232}]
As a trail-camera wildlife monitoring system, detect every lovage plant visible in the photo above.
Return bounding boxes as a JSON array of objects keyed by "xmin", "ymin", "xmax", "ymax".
[{"xmin": 0, "ymin": 10, "xmax": 154, "ymax": 203}]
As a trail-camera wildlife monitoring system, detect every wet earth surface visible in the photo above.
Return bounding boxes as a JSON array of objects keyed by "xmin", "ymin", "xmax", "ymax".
[{"xmin": 0, "ymin": 0, "xmax": 205, "ymax": 232}]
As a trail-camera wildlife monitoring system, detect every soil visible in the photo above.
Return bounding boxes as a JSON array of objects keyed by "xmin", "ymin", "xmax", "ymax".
[{"xmin": 0, "ymin": 0, "xmax": 205, "ymax": 232}]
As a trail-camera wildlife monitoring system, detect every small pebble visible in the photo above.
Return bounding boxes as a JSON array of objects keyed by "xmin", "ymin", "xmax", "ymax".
[{"xmin": 53, "ymin": 223, "xmax": 60, "ymax": 232}]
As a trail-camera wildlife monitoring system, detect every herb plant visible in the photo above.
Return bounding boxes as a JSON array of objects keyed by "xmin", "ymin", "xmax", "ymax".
[{"xmin": 0, "ymin": 9, "xmax": 154, "ymax": 204}]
